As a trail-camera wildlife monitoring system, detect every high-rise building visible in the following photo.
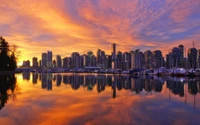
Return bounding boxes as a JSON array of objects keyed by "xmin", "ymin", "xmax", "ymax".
[
  {"xmin": 123, "ymin": 52, "xmax": 131, "ymax": 70},
  {"xmin": 171, "ymin": 47, "xmax": 181, "ymax": 68},
  {"xmin": 47, "ymin": 51, "xmax": 53, "ymax": 68},
  {"xmin": 85, "ymin": 51, "xmax": 96, "ymax": 67},
  {"xmin": 198, "ymin": 50, "xmax": 200, "ymax": 68},
  {"xmin": 56, "ymin": 55, "xmax": 62, "ymax": 68},
  {"xmin": 41, "ymin": 53, "xmax": 47, "ymax": 68},
  {"xmin": 32, "ymin": 57, "xmax": 38, "ymax": 67},
  {"xmin": 22, "ymin": 60, "xmax": 30, "ymax": 67},
  {"xmin": 179, "ymin": 45, "xmax": 184, "ymax": 59},
  {"xmin": 166, "ymin": 53, "xmax": 173, "ymax": 68},
  {"xmin": 63, "ymin": 57, "xmax": 71, "ymax": 68},
  {"xmin": 52, "ymin": 59, "xmax": 56, "ymax": 67},
  {"xmin": 97, "ymin": 49, "xmax": 106, "ymax": 68},
  {"xmin": 153, "ymin": 50, "xmax": 164, "ymax": 68},
  {"xmin": 179, "ymin": 45, "xmax": 185, "ymax": 67},
  {"xmin": 116, "ymin": 51, "xmax": 123, "ymax": 69},
  {"xmin": 131, "ymin": 49, "xmax": 143, "ymax": 69},
  {"xmin": 71, "ymin": 52, "xmax": 81, "ymax": 68},
  {"xmin": 188, "ymin": 48, "xmax": 197, "ymax": 69},
  {"xmin": 111, "ymin": 43, "xmax": 117, "ymax": 69},
  {"xmin": 144, "ymin": 50, "xmax": 153, "ymax": 69},
  {"xmin": 105, "ymin": 55, "xmax": 112, "ymax": 69}
]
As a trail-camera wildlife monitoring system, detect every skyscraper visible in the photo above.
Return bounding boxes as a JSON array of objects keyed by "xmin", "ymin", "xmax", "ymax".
[
  {"xmin": 171, "ymin": 47, "xmax": 181, "ymax": 68},
  {"xmin": 111, "ymin": 43, "xmax": 117, "ymax": 69},
  {"xmin": 123, "ymin": 52, "xmax": 131, "ymax": 70},
  {"xmin": 97, "ymin": 49, "xmax": 106, "ymax": 68},
  {"xmin": 197, "ymin": 50, "xmax": 200, "ymax": 68},
  {"xmin": 179, "ymin": 44, "xmax": 184, "ymax": 67},
  {"xmin": 56, "ymin": 55, "xmax": 62, "ymax": 68},
  {"xmin": 131, "ymin": 49, "xmax": 143, "ymax": 69},
  {"xmin": 188, "ymin": 48, "xmax": 197, "ymax": 69},
  {"xmin": 62, "ymin": 57, "xmax": 71, "ymax": 68},
  {"xmin": 144, "ymin": 50, "xmax": 153, "ymax": 69},
  {"xmin": 116, "ymin": 51, "xmax": 123, "ymax": 69},
  {"xmin": 47, "ymin": 51, "xmax": 53, "ymax": 68},
  {"xmin": 105, "ymin": 55, "xmax": 112, "ymax": 69},
  {"xmin": 166, "ymin": 53, "xmax": 173, "ymax": 69},
  {"xmin": 71, "ymin": 52, "xmax": 81, "ymax": 68},
  {"xmin": 153, "ymin": 50, "xmax": 164, "ymax": 68},
  {"xmin": 41, "ymin": 53, "xmax": 47, "ymax": 68},
  {"xmin": 85, "ymin": 51, "xmax": 96, "ymax": 67},
  {"xmin": 32, "ymin": 57, "xmax": 38, "ymax": 67}
]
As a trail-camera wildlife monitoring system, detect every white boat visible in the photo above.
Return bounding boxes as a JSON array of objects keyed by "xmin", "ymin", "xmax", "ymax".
[
  {"xmin": 153, "ymin": 67, "xmax": 170, "ymax": 76},
  {"xmin": 195, "ymin": 69, "xmax": 200, "ymax": 76},
  {"xmin": 140, "ymin": 69, "xmax": 152, "ymax": 75},
  {"xmin": 186, "ymin": 69, "xmax": 196, "ymax": 76},
  {"xmin": 172, "ymin": 68, "xmax": 186, "ymax": 76},
  {"xmin": 122, "ymin": 70, "xmax": 130, "ymax": 74}
]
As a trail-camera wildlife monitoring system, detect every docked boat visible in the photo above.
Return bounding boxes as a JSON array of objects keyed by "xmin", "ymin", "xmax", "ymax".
[
  {"xmin": 140, "ymin": 69, "xmax": 152, "ymax": 75},
  {"xmin": 195, "ymin": 69, "xmax": 200, "ymax": 76},
  {"xmin": 171, "ymin": 68, "xmax": 186, "ymax": 76},
  {"xmin": 186, "ymin": 69, "xmax": 196, "ymax": 76},
  {"xmin": 153, "ymin": 67, "xmax": 170, "ymax": 76}
]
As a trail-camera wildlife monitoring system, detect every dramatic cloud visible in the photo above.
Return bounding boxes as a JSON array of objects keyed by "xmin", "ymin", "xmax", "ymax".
[{"xmin": 0, "ymin": 0, "xmax": 200, "ymax": 65}]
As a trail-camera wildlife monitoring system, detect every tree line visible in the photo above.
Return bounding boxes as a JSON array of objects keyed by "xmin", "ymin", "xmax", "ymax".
[{"xmin": 0, "ymin": 36, "xmax": 17, "ymax": 71}]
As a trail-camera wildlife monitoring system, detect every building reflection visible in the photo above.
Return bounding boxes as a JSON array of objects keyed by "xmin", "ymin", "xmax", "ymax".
[
  {"xmin": 24, "ymin": 73, "xmax": 200, "ymax": 99},
  {"xmin": 32, "ymin": 73, "xmax": 38, "ymax": 84},
  {"xmin": 167, "ymin": 77, "xmax": 185, "ymax": 97},
  {"xmin": 41, "ymin": 73, "xmax": 52, "ymax": 91},
  {"xmin": 22, "ymin": 72, "xmax": 30, "ymax": 81},
  {"xmin": 56, "ymin": 74, "xmax": 62, "ymax": 87}
]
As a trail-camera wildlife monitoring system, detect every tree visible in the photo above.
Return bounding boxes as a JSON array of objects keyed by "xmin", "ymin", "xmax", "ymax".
[{"xmin": 0, "ymin": 36, "xmax": 18, "ymax": 71}]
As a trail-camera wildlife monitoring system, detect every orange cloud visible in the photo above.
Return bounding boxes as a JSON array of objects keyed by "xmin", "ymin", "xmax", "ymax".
[{"xmin": 0, "ymin": 0, "xmax": 199, "ymax": 66}]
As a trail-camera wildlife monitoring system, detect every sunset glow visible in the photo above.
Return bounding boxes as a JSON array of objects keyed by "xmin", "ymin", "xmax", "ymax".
[{"xmin": 0, "ymin": 0, "xmax": 200, "ymax": 65}]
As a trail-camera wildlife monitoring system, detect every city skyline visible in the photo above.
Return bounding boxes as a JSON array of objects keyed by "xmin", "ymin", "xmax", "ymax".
[
  {"xmin": 21, "ymin": 43, "xmax": 200, "ymax": 70},
  {"xmin": 0, "ymin": 0, "xmax": 200, "ymax": 66}
]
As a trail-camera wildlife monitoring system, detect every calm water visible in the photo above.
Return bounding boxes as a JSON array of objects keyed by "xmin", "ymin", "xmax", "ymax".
[{"xmin": 0, "ymin": 73, "xmax": 200, "ymax": 125}]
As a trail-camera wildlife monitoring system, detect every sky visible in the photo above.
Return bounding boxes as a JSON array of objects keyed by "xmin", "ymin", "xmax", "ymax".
[{"xmin": 0, "ymin": 0, "xmax": 200, "ymax": 66}]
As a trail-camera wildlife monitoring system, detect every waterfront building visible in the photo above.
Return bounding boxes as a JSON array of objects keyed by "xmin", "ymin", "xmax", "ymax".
[
  {"xmin": 97, "ymin": 49, "xmax": 106, "ymax": 68},
  {"xmin": 62, "ymin": 57, "xmax": 71, "ymax": 68},
  {"xmin": 52, "ymin": 59, "xmax": 56, "ymax": 68},
  {"xmin": 71, "ymin": 52, "xmax": 81, "ymax": 68},
  {"xmin": 41, "ymin": 53, "xmax": 47, "ymax": 68},
  {"xmin": 22, "ymin": 60, "xmax": 30, "ymax": 67},
  {"xmin": 56, "ymin": 55, "xmax": 62, "ymax": 68},
  {"xmin": 116, "ymin": 51, "xmax": 123, "ymax": 70},
  {"xmin": 105, "ymin": 55, "xmax": 112, "ymax": 69},
  {"xmin": 122, "ymin": 52, "xmax": 131, "ymax": 70},
  {"xmin": 131, "ymin": 49, "xmax": 143, "ymax": 69},
  {"xmin": 171, "ymin": 47, "xmax": 181, "ymax": 68},
  {"xmin": 179, "ymin": 45, "xmax": 184, "ymax": 67},
  {"xmin": 153, "ymin": 50, "xmax": 164, "ymax": 68},
  {"xmin": 166, "ymin": 53, "xmax": 173, "ymax": 69},
  {"xmin": 47, "ymin": 51, "xmax": 53, "ymax": 68},
  {"xmin": 111, "ymin": 43, "xmax": 117, "ymax": 69},
  {"xmin": 188, "ymin": 48, "xmax": 197, "ymax": 69},
  {"xmin": 144, "ymin": 50, "xmax": 153, "ymax": 69},
  {"xmin": 32, "ymin": 57, "xmax": 38, "ymax": 67},
  {"xmin": 198, "ymin": 50, "xmax": 200, "ymax": 68}
]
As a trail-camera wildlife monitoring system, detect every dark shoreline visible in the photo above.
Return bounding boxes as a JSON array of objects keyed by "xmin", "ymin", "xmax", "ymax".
[{"xmin": 0, "ymin": 71, "xmax": 15, "ymax": 75}]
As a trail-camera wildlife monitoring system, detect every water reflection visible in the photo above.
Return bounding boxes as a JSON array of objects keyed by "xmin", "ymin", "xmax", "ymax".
[
  {"xmin": 1, "ymin": 73, "xmax": 200, "ymax": 124},
  {"xmin": 21, "ymin": 73, "xmax": 200, "ymax": 99},
  {"xmin": 0, "ymin": 74, "xmax": 17, "ymax": 110},
  {"xmin": 15, "ymin": 73, "xmax": 200, "ymax": 110}
]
